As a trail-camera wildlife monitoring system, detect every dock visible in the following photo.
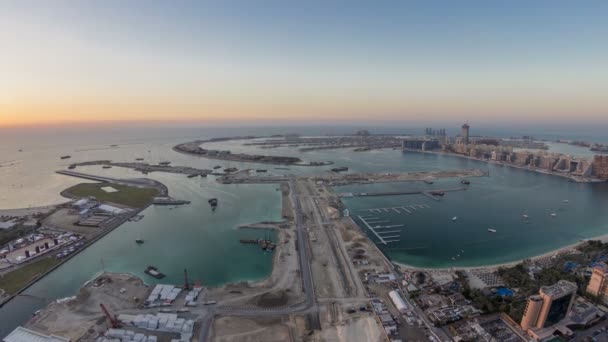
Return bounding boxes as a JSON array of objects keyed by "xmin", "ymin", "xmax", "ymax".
[
  {"xmin": 344, "ymin": 187, "xmax": 467, "ymax": 198},
  {"xmin": 152, "ymin": 197, "xmax": 191, "ymax": 205},
  {"xmin": 356, "ymin": 215, "xmax": 402, "ymax": 245},
  {"xmin": 359, "ymin": 203, "xmax": 431, "ymax": 215}
]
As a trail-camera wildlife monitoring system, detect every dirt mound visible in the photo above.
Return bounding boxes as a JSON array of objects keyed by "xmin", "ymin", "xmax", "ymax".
[{"xmin": 255, "ymin": 290, "xmax": 288, "ymax": 307}]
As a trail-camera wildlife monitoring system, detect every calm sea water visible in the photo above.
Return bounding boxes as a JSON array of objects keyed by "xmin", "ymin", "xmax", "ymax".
[
  {"xmin": 339, "ymin": 152, "xmax": 608, "ymax": 268},
  {"xmin": 1, "ymin": 124, "xmax": 608, "ymax": 335}
]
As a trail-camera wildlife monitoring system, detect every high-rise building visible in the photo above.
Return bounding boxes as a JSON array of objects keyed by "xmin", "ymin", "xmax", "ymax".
[
  {"xmin": 593, "ymin": 155, "xmax": 608, "ymax": 179},
  {"xmin": 586, "ymin": 263, "xmax": 608, "ymax": 301},
  {"xmin": 521, "ymin": 295, "xmax": 544, "ymax": 331},
  {"xmin": 520, "ymin": 280, "xmax": 577, "ymax": 332},
  {"xmin": 461, "ymin": 123, "xmax": 470, "ymax": 145}
]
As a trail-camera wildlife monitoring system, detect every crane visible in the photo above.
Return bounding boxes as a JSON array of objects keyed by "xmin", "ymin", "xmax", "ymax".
[{"xmin": 100, "ymin": 303, "xmax": 120, "ymax": 328}]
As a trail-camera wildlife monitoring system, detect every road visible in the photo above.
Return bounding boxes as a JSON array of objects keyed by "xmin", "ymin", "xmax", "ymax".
[
  {"xmin": 198, "ymin": 174, "xmax": 450, "ymax": 341},
  {"xmin": 398, "ymin": 280, "xmax": 451, "ymax": 342}
]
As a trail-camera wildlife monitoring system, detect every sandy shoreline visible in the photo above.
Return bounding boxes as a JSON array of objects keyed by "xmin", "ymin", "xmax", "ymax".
[{"xmin": 394, "ymin": 234, "xmax": 608, "ymax": 272}]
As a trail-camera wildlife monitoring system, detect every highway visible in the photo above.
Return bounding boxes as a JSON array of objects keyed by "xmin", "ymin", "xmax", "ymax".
[{"xmin": 288, "ymin": 177, "xmax": 317, "ymax": 310}]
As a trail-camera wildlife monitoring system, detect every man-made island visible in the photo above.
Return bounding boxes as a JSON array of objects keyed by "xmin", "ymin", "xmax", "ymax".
[
  {"xmin": 4, "ymin": 130, "xmax": 608, "ymax": 342},
  {"xmin": 173, "ymin": 137, "xmax": 333, "ymax": 166}
]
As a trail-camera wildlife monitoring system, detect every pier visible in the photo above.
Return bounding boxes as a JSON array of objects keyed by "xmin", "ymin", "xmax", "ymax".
[
  {"xmin": 360, "ymin": 203, "xmax": 431, "ymax": 215},
  {"xmin": 345, "ymin": 187, "xmax": 467, "ymax": 198},
  {"xmin": 357, "ymin": 215, "xmax": 402, "ymax": 245}
]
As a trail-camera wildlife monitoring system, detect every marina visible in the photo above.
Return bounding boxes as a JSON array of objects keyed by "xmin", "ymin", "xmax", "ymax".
[
  {"xmin": 359, "ymin": 203, "xmax": 431, "ymax": 214},
  {"xmin": 356, "ymin": 215, "xmax": 402, "ymax": 245},
  {"xmin": 4, "ymin": 3, "xmax": 608, "ymax": 339},
  {"xmin": 3, "ymin": 130, "xmax": 608, "ymax": 338},
  {"xmin": 342, "ymin": 187, "xmax": 468, "ymax": 200}
]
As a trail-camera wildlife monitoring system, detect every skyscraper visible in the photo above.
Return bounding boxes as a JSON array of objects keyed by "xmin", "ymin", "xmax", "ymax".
[
  {"xmin": 520, "ymin": 280, "xmax": 577, "ymax": 332},
  {"xmin": 461, "ymin": 123, "xmax": 470, "ymax": 145},
  {"xmin": 586, "ymin": 263, "xmax": 608, "ymax": 302}
]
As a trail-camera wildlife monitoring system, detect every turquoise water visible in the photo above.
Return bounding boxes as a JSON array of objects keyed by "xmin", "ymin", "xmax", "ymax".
[
  {"xmin": 0, "ymin": 171, "xmax": 281, "ymax": 336},
  {"xmin": 339, "ymin": 152, "xmax": 608, "ymax": 268},
  {"xmin": 2, "ymin": 127, "xmax": 608, "ymax": 336}
]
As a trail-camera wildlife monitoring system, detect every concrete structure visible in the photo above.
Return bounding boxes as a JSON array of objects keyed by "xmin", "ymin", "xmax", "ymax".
[
  {"xmin": 401, "ymin": 139, "xmax": 439, "ymax": 151},
  {"xmin": 461, "ymin": 123, "xmax": 470, "ymax": 145},
  {"xmin": 3, "ymin": 327, "xmax": 70, "ymax": 342},
  {"xmin": 388, "ymin": 290, "xmax": 408, "ymax": 314},
  {"xmin": 593, "ymin": 155, "xmax": 608, "ymax": 179},
  {"xmin": 96, "ymin": 204, "xmax": 128, "ymax": 215},
  {"xmin": 521, "ymin": 295, "xmax": 544, "ymax": 331},
  {"xmin": 520, "ymin": 280, "xmax": 577, "ymax": 340},
  {"xmin": 586, "ymin": 262, "xmax": 608, "ymax": 302}
]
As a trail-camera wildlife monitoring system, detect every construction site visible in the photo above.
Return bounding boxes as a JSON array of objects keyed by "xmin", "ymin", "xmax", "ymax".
[{"xmin": 4, "ymin": 167, "xmax": 486, "ymax": 342}]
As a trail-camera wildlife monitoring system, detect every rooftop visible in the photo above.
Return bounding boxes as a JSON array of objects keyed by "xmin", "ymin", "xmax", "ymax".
[
  {"xmin": 540, "ymin": 280, "xmax": 577, "ymax": 297},
  {"xmin": 592, "ymin": 262, "xmax": 608, "ymax": 274},
  {"xmin": 3, "ymin": 327, "xmax": 70, "ymax": 342}
]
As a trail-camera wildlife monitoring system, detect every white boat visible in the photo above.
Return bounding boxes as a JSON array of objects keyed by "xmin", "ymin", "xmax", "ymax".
[
  {"xmin": 452, "ymin": 216, "xmax": 458, "ymax": 222},
  {"xmin": 488, "ymin": 228, "xmax": 497, "ymax": 233},
  {"xmin": 522, "ymin": 214, "xmax": 529, "ymax": 219},
  {"xmin": 550, "ymin": 213, "xmax": 557, "ymax": 217},
  {"xmin": 563, "ymin": 200, "xmax": 569, "ymax": 203}
]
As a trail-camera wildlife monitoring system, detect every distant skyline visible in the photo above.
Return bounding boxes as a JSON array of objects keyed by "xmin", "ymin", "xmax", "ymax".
[{"xmin": 2, "ymin": 1, "xmax": 608, "ymax": 127}]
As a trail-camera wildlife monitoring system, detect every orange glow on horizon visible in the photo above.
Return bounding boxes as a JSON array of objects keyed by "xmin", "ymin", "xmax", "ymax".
[{"xmin": 2, "ymin": 91, "xmax": 608, "ymax": 128}]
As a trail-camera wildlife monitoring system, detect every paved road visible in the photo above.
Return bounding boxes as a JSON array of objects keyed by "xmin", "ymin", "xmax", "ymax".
[
  {"xmin": 399, "ymin": 282, "xmax": 450, "ymax": 341},
  {"xmin": 288, "ymin": 177, "xmax": 316, "ymax": 310}
]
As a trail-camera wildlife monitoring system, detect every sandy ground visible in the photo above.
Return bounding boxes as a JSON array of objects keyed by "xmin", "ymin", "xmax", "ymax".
[
  {"xmin": 299, "ymin": 180, "xmax": 368, "ymax": 300},
  {"xmin": 0, "ymin": 205, "xmax": 57, "ymax": 217},
  {"xmin": 26, "ymin": 273, "xmax": 149, "ymax": 341},
  {"xmin": 206, "ymin": 222, "xmax": 303, "ymax": 306},
  {"xmin": 280, "ymin": 183, "xmax": 294, "ymax": 221},
  {"xmin": 210, "ymin": 316, "xmax": 293, "ymax": 342},
  {"xmin": 42, "ymin": 208, "xmax": 102, "ymax": 238},
  {"xmin": 317, "ymin": 306, "xmax": 384, "ymax": 342}
]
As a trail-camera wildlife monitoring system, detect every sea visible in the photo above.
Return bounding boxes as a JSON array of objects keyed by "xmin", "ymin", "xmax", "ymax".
[{"xmin": 0, "ymin": 123, "xmax": 607, "ymax": 335}]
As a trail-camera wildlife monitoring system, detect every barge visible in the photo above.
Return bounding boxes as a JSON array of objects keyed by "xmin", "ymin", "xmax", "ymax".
[{"xmin": 145, "ymin": 266, "xmax": 165, "ymax": 279}]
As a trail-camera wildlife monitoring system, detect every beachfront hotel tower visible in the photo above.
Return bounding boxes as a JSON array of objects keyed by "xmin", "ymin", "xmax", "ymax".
[
  {"xmin": 520, "ymin": 280, "xmax": 577, "ymax": 333},
  {"xmin": 586, "ymin": 263, "xmax": 608, "ymax": 302},
  {"xmin": 521, "ymin": 295, "xmax": 544, "ymax": 331}
]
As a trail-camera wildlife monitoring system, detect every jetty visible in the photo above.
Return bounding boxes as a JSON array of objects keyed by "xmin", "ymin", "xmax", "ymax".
[
  {"xmin": 356, "ymin": 215, "xmax": 402, "ymax": 245},
  {"xmin": 344, "ymin": 187, "xmax": 467, "ymax": 198},
  {"xmin": 360, "ymin": 204, "xmax": 430, "ymax": 215},
  {"xmin": 152, "ymin": 197, "xmax": 191, "ymax": 205}
]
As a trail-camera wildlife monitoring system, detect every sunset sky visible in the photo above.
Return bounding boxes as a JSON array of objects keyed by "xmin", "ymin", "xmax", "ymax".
[{"xmin": 1, "ymin": 1, "xmax": 608, "ymax": 127}]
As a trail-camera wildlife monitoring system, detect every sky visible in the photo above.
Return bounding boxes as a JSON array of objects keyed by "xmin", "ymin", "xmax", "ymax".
[{"xmin": 1, "ymin": 1, "xmax": 608, "ymax": 128}]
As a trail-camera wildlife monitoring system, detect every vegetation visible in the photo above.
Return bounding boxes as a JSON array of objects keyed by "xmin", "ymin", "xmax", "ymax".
[
  {"xmin": 462, "ymin": 247, "xmax": 600, "ymax": 322},
  {"xmin": 64, "ymin": 183, "xmax": 159, "ymax": 208},
  {"xmin": 0, "ymin": 257, "xmax": 60, "ymax": 295},
  {"xmin": 0, "ymin": 225, "xmax": 34, "ymax": 247}
]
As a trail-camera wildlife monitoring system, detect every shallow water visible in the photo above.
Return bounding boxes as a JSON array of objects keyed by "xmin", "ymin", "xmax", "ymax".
[{"xmin": 2, "ymin": 128, "xmax": 608, "ymax": 335}]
